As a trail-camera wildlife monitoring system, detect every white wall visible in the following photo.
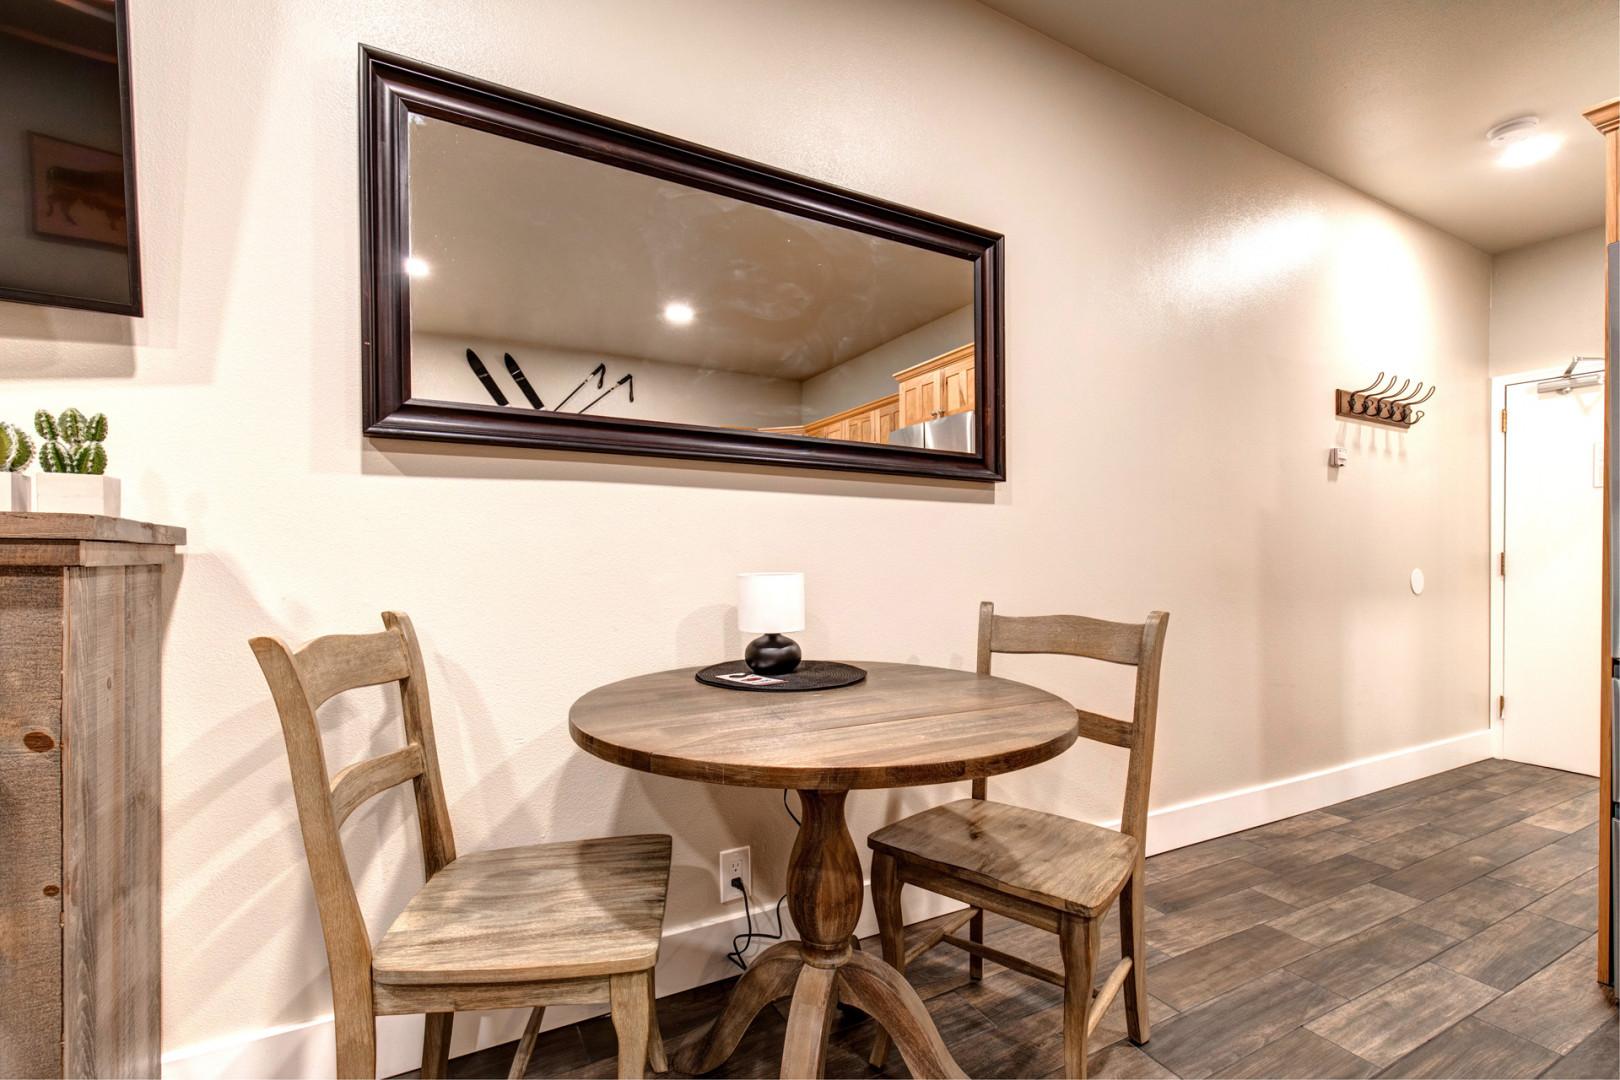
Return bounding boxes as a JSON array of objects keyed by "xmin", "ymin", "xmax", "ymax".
[
  {"xmin": 0, "ymin": 0, "xmax": 1492, "ymax": 1072},
  {"xmin": 413, "ymin": 332, "xmax": 804, "ymax": 430},
  {"xmin": 1489, "ymin": 226, "xmax": 1607, "ymax": 377},
  {"xmin": 800, "ymin": 304, "xmax": 974, "ymax": 421}
]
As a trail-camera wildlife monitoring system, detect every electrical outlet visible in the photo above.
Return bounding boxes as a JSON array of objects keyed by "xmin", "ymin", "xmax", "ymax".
[{"xmin": 718, "ymin": 845, "xmax": 751, "ymax": 904}]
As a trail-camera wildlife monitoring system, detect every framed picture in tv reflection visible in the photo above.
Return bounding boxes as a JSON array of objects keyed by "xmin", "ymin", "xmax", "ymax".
[{"xmin": 29, "ymin": 134, "xmax": 129, "ymax": 249}]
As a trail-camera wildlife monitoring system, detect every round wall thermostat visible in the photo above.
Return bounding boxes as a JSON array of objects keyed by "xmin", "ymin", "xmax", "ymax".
[{"xmin": 1409, "ymin": 568, "xmax": 1425, "ymax": 595}]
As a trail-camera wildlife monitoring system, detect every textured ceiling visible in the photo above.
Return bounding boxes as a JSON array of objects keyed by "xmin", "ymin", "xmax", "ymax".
[{"xmin": 983, "ymin": 0, "xmax": 1618, "ymax": 252}]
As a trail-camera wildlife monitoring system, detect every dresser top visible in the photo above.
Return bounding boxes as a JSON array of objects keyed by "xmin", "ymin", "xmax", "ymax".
[{"xmin": 0, "ymin": 513, "xmax": 185, "ymax": 546}]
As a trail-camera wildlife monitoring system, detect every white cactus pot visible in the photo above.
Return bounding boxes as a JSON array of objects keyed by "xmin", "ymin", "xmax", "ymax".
[
  {"xmin": 33, "ymin": 474, "xmax": 120, "ymax": 517},
  {"xmin": 0, "ymin": 473, "xmax": 31, "ymax": 512}
]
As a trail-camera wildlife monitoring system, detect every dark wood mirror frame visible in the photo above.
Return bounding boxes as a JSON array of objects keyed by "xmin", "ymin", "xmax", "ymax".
[{"xmin": 359, "ymin": 47, "xmax": 1005, "ymax": 482}]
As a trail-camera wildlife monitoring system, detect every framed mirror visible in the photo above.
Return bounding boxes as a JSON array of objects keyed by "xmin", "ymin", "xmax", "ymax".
[
  {"xmin": 0, "ymin": 0, "xmax": 142, "ymax": 315},
  {"xmin": 360, "ymin": 48, "xmax": 1004, "ymax": 482}
]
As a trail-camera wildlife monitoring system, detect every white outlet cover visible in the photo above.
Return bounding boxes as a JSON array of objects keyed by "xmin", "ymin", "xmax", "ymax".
[
  {"xmin": 718, "ymin": 846, "xmax": 751, "ymax": 903},
  {"xmin": 1410, "ymin": 568, "xmax": 1425, "ymax": 595}
]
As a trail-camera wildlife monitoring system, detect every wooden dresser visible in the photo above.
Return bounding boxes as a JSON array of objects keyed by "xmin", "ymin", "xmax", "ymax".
[{"xmin": 0, "ymin": 514, "xmax": 184, "ymax": 1077}]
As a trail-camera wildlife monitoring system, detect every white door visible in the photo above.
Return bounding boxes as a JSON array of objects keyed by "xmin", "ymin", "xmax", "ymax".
[{"xmin": 1502, "ymin": 376, "xmax": 1604, "ymax": 775}]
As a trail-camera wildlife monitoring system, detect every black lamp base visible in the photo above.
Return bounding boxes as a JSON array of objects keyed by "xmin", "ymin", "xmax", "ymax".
[{"xmin": 745, "ymin": 633, "xmax": 802, "ymax": 676}]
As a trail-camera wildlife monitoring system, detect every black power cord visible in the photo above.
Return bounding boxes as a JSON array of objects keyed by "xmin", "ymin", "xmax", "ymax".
[
  {"xmin": 723, "ymin": 790, "xmax": 803, "ymax": 972},
  {"xmin": 724, "ymin": 877, "xmax": 788, "ymax": 972}
]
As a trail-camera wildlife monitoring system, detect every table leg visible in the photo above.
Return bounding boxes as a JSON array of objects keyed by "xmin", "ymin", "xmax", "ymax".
[{"xmin": 676, "ymin": 789, "xmax": 964, "ymax": 1079}]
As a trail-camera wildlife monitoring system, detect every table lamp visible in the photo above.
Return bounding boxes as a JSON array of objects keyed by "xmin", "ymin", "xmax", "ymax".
[{"xmin": 738, "ymin": 571, "xmax": 805, "ymax": 676}]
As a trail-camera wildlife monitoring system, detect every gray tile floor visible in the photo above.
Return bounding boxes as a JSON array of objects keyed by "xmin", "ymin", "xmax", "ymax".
[{"xmin": 441, "ymin": 760, "xmax": 1616, "ymax": 1079}]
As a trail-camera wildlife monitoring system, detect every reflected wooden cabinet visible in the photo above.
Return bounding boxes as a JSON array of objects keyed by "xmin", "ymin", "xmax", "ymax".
[
  {"xmin": 805, "ymin": 394, "xmax": 899, "ymax": 445},
  {"xmin": 896, "ymin": 345, "xmax": 975, "ymax": 427}
]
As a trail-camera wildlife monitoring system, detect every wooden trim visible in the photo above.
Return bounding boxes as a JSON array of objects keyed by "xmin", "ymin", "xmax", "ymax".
[
  {"xmin": 0, "ymin": 541, "xmax": 177, "ymax": 568},
  {"xmin": 1585, "ymin": 98, "xmax": 1620, "ymax": 136},
  {"xmin": 891, "ymin": 343, "xmax": 975, "ymax": 382},
  {"xmin": 803, "ymin": 393, "xmax": 898, "ymax": 432},
  {"xmin": 373, "ymin": 977, "xmax": 609, "ymax": 1016},
  {"xmin": 358, "ymin": 46, "xmax": 1005, "ymax": 482}
]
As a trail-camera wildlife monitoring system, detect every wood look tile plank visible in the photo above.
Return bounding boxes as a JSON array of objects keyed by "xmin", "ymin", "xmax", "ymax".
[
  {"xmin": 1149, "ymin": 924, "xmax": 1318, "ymax": 1011},
  {"xmin": 1485, "ymin": 775, "xmax": 1597, "ymax": 815},
  {"xmin": 1284, "ymin": 918, "xmax": 1455, "ymax": 998},
  {"xmin": 1062, "ymin": 1041, "xmax": 1179, "ymax": 1079},
  {"xmin": 1267, "ymin": 884, "xmax": 1421, "ymax": 947},
  {"xmin": 1539, "ymin": 1013, "xmax": 1619, "ymax": 1079},
  {"xmin": 1373, "ymin": 823, "xmax": 1566, "ymax": 901},
  {"xmin": 1333, "ymin": 803, "xmax": 1444, "ymax": 844},
  {"xmin": 1148, "ymin": 856, "xmax": 1278, "ymax": 914},
  {"xmin": 1210, "ymin": 1028, "xmax": 1378, "ymax": 1079},
  {"xmin": 1432, "ymin": 798, "xmax": 1544, "ymax": 841},
  {"xmin": 1522, "ymin": 793, "xmax": 1599, "ymax": 834},
  {"xmin": 1328, "ymin": 772, "xmax": 1475, "ymax": 820},
  {"xmin": 1475, "ymin": 937, "xmax": 1614, "ymax": 1055},
  {"xmin": 1489, "ymin": 829, "xmax": 1599, "ymax": 895},
  {"xmin": 1432, "ymin": 911, "xmax": 1591, "ymax": 991},
  {"xmin": 1145, "ymin": 887, "xmax": 1297, "ymax": 957},
  {"xmin": 1402, "ymin": 876, "xmax": 1543, "ymax": 940},
  {"xmin": 1304, "ymin": 963, "xmax": 1500, "ymax": 1067},
  {"xmin": 1525, "ymin": 868, "xmax": 1600, "ymax": 932},
  {"xmin": 1145, "ymin": 969, "xmax": 1345, "ymax": 1079},
  {"xmin": 1253, "ymin": 854, "xmax": 1390, "ymax": 907},
  {"xmin": 1241, "ymin": 809, "xmax": 1351, "ymax": 844},
  {"xmin": 1145, "ymin": 835, "xmax": 1267, "ymax": 886},
  {"xmin": 1354, "ymin": 827, "xmax": 1469, "ymax": 870},
  {"xmin": 1372, "ymin": 1015, "xmax": 1558, "ymax": 1079},
  {"xmin": 1246, "ymin": 830, "xmax": 1370, "ymax": 875}
]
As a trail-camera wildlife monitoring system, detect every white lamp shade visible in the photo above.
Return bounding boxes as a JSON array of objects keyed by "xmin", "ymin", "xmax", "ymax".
[{"xmin": 738, "ymin": 572, "xmax": 805, "ymax": 634}]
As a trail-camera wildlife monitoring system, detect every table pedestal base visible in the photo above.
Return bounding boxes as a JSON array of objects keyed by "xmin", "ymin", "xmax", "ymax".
[
  {"xmin": 675, "ymin": 789, "xmax": 964, "ymax": 1079},
  {"xmin": 674, "ymin": 940, "xmax": 964, "ymax": 1079}
]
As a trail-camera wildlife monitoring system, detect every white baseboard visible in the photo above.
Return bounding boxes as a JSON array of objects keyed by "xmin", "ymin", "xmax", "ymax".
[{"xmin": 161, "ymin": 728, "xmax": 1491, "ymax": 1078}]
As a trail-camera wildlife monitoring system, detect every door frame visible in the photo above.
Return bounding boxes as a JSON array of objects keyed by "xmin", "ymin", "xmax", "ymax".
[{"xmin": 1489, "ymin": 363, "xmax": 1602, "ymax": 760}]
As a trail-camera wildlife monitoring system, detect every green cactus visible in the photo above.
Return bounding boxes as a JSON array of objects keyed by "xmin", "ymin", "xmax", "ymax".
[
  {"xmin": 0, "ymin": 422, "xmax": 36, "ymax": 472},
  {"xmin": 34, "ymin": 408, "xmax": 109, "ymax": 475}
]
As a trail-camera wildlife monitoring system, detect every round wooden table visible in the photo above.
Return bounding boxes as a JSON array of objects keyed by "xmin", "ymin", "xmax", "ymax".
[{"xmin": 569, "ymin": 661, "xmax": 1078, "ymax": 1079}]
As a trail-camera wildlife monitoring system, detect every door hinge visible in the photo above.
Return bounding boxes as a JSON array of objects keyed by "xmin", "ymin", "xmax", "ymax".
[
  {"xmin": 1499, "ymin": 551, "xmax": 1506, "ymax": 577},
  {"xmin": 1498, "ymin": 694, "xmax": 1506, "ymax": 719},
  {"xmin": 1500, "ymin": 408, "xmax": 1508, "ymax": 433}
]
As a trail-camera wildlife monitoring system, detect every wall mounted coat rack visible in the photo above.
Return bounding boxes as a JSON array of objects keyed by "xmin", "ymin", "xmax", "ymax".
[{"xmin": 1335, "ymin": 372, "xmax": 1435, "ymax": 429}]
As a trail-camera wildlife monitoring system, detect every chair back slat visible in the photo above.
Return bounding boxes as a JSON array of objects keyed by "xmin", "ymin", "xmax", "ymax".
[
  {"xmin": 987, "ymin": 612, "xmax": 1143, "ymax": 666},
  {"xmin": 977, "ymin": 602, "xmax": 1170, "ymax": 845},
  {"xmin": 330, "ymin": 744, "xmax": 426, "ymax": 826},
  {"xmin": 296, "ymin": 631, "xmax": 412, "ymax": 709},
  {"xmin": 249, "ymin": 611, "xmax": 460, "ymax": 1019}
]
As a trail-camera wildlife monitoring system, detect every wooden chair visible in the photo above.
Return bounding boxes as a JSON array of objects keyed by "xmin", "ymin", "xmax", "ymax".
[
  {"xmin": 251, "ymin": 611, "xmax": 672, "ymax": 1080},
  {"xmin": 867, "ymin": 604, "xmax": 1169, "ymax": 1079}
]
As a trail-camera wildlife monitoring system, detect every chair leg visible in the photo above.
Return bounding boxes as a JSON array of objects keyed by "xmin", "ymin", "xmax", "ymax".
[
  {"xmin": 645, "ymin": 974, "xmax": 668, "ymax": 1074},
  {"xmin": 333, "ymin": 1001, "xmax": 378, "ymax": 1080},
  {"xmin": 507, "ymin": 1007, "xmax": 544, "ymax": 1080},
  {"xmin": 421, "ymin": 1012, "xmax": 453, "ymax": 1079},
  {"xmin": 866, "ymin": 851, "xmax": 905, "ymax": 1069},
  {"xmin": 968, "ymin": 909, "xmax": 985, "ymax": 981},
  {"xmin": 1059, "ymin": 914, "xmax": 1099, "ymax": 1080},
  {"xmin": 1119, "ymin": 865, "xmax": 1150, "ymax": 1045},
  {"xmin": 610, "ymin": 972, "xmax": 652, "ymax": 1080}
]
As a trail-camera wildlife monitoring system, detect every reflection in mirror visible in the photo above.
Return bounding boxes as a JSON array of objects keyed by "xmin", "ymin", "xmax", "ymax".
[{"xmin": 406, "ymin": 117, "xmax": 977, "ymax": 453}]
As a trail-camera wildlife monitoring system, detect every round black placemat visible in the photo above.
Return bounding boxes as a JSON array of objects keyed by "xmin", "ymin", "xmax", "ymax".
[{"xmin": 695, "ymin": 660, "xmax": 867, "ymax": 692}]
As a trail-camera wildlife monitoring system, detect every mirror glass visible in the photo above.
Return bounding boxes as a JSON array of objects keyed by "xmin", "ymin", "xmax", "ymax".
[
  {"xmin": 0, "ymin": 0, "xmax": 140, "ymax": 314},
  {"xmin": 406, "ymin": 116, "xmax": 978, "ymax": 453}
]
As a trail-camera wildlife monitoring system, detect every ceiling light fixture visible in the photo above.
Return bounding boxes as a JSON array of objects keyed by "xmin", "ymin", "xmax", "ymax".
[
  {"xmin": 663, "ymin": 301, "xmax": 695, "ymax": 325},
  {"xmin": 1487, "ymin": 116, "xmax": 1562, "ymax": 168},
  {"xmin": 403, "ymin": 256, "xmax": 431, "ymax": 278}
]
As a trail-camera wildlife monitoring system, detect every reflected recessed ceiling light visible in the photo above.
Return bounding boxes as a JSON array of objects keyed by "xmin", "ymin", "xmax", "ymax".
[
  {"xmin": 663, "ymin": 301, "xmax": 695, "ymax": 325},
  {"xmin": 1487, "ymin": 116, "xmax": 1562, "ymax": 168},
  {"xmin": 404, "ymin": 256, "xmax": 431, "ymax": 278}
]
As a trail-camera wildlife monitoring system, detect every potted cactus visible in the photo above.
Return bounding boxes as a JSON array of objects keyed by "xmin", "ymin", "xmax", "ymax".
[
  {"xmin": 0, "ymin": 421, "xmax": 36, "ymax": 511},
  {"xmin": 32, "ymin": 408, "xmax": 119, "ymax": 517}
]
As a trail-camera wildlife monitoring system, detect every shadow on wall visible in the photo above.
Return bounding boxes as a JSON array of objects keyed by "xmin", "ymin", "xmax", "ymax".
[
  {"xmin": 0, "ymin": 303, "xmax": 135, "ymax": 376},
  {"xmin": 360, "ymin": 436, "xmax": 997, "ymax": 504}
]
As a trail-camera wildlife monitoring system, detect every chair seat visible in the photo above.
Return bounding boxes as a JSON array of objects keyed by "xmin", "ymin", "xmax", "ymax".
[
  {"xmin": 373, "ymin": 834, "xmax": 671, "ymax": 986},
  {"xmin": 868, "ymin": 800, "xmax": 1138, "ymax": 917}
]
